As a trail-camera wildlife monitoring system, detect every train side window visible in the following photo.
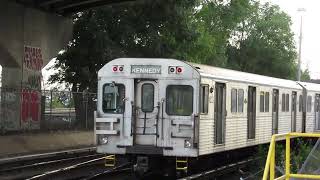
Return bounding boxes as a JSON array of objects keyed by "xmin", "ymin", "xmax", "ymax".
[
  {"xmin": 141, "ymin": 83, "xmax": 154, "ymax": 112},
  {"xmin": 316, "ymin": 95, "xmax": 320, "ymax": 112},
  {"xmin": 307, "ymin": 96, "xmax": 312, "ymax": 112},
  {"xmin": 265, "ymin": 92, "xmax": 270, "ymax": 112},
  {"xmin": 231, "ymin": 88, "xmax": 237, "ymax": 113},
  {"xmin": 299, "ymin": 95, "xmax": 302, "ymax": 112},
  {"xmin": 166, "ymin": 85, "xmax": 193, "ymax": 116},
  {"xmin": 282, "ymin": 93, "xmax": 285, "ymax": 112},
  {"xmin": 260, "ymin": 91, "xmax": 265, "ymax": 112},
  {"xmin": 200, "ymin": 85, "xmax": 209, "ymax": 114},
  {"xmin": 102, "ymin": 83, "xmax": 125, "ymax": 113},
  {"xmin": 286, "ymin": 94, "xmax": 290, "ymax": 112},
  {"xmin": 238, "ymin": 89, "xmax": 244, "ymax": 113}
]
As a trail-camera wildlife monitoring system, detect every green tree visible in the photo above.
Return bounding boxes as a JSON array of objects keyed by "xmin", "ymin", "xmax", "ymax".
[
  {"xmin": 50, "ymin": 0, "xmax": 301, "ymax": 89},
  {"xmin": 301, "ymin": 69, "xmax": 311, "ymax": 81},
  {"xmin": 184, "ymin": 0, "xmax": 252, "ymax": 66},
  {"xmin": 50, "ymin": 0, "xmax": 197, "ymax": 92},
  {"xmin": 226, "ymin": 2, "xmax": 298, "ymax": 79},
  {"xmin": 49, "ymin": 0, "xmax": 305, "ymax": 127},
  {"xmin": 49, "ymin": 0, "xmax": 198, "ymax": 128}
]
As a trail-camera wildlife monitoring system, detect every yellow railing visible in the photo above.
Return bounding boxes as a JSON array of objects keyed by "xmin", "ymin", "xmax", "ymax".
[{"xmin": 263, "ymin": 132, "xmax": 320, "ymax": 180}]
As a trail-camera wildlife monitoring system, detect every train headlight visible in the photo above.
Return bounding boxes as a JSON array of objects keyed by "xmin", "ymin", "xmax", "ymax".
[
  {"xmin": 112, "ymin": 65, "xmax": 124, "ymax": 72},
  {"xmin": 168, "ymin": 66, "xmax": 183, "ymax": 74},
  {"xmin": 184, "ymin": 139, "xmax": 192, "ymax": 148},
  {"xmin": 169, "ymin": 66, "xmax": 176, "ymax": 74},
  {"xmin": 102, "ymin": 137, "xmax": 108, "ymax": 144},
  {"xmin": 99, "ymin": 136, "xmax": 108, "ymax": 145}
]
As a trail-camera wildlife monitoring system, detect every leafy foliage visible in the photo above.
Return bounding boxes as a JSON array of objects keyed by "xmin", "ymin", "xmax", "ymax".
[
  {"xmin": 49, "ymin": 0, "xmax": 197, "ymax": 92},
  {"xmin": 255, "ymin": 139, "xmax": 314, "ymax": 177},
  {"xmin": 226, "ymin": 2, "xmax": 298, "ymax": 79},
  {"xmin": 301, "ymin": 69, "xmax": 311, "ymax": 81},
  {"xmin": 49, "ymin": 0, "xmax": 306, "ymax": 90}
]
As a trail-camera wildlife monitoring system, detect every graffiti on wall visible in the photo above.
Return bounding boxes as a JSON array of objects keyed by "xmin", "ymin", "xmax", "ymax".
[
  {"xmin": 23, "ymin": 46, "xmax": 43, "ymax": 89},
  {"xmin": 26, "ymin": 75, "xmax": 42, "ymax": 90},
  {"xmin": 1, "ymin": 91, "xmax": 20, "ymax": 130},
  {"xmin": 21, "ymin": 46, "xmax": 42, "ymax": 128},
  {"xmin": 23, "ymin": 46, "xmax": 43, "ymax": 71},
  {"xmin": 21, "ymin": 89, "xmax": 40, "ymax": 123}
]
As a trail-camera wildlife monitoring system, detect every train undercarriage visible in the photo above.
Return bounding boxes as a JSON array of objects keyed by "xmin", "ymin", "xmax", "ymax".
[{"xmin": 104, "ymin": 145, "xmax": 257, "ymax": 178}]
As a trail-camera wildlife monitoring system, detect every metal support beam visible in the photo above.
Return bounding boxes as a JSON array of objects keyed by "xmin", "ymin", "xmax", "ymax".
[
  {"xmin": 57, "ymin": 0, "xmax": 103, "ymax": 10},
  {"xmin": 39, "ymin": 0, "xmax": 66, "ymax": 7}
]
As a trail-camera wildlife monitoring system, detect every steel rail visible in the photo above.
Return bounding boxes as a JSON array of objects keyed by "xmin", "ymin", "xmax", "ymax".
[
  {"xmin": 0, "ymin": 154, "xmax": 103, "ymax": 173},
  {"xmin": 178, "ymin": 157, "xmax": 257, "ymax": 180},
  {"xmin": 83, "ymin": 162, "xmax": 132, "ymax": 180},
  {"xmin": 0, "ymin": 146, "xmax": 96, "ymax": 165},
  {"xmin": 26, "ymin": 156, "xmax": 106, "ymax": 180}
]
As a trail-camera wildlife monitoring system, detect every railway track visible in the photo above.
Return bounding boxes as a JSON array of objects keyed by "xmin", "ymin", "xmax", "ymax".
[
  {"xmin": 0, "ymin": 147, "xmax": 110, "ymax": 180},
  {"xmin": 0, "ymin": 154, "xmax": 101, "ymax": 172},
  {"xmin": 0, "ymin": 146, "xmax": 259, "ymax": 180},
  {"xmin": 25, "ymin": 156, "xmax": 131, "ymax": 180},
  {"xmin": 178, "ymin": 157, "xmax": 258, "ymax": 180},
  {"xmin": 26, "ymin": 156, "xmax": 105, "ymax": 180},
  {"xmin": 0, "ymin": 147, "xmax": 142, "ymax": 180},
  {"xmin": 83, "ymin": 162, "xmax": 132, "ymax": 180}
]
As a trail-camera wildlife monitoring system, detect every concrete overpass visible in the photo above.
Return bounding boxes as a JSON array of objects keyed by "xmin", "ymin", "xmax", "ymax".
[
  {"xmin": 0, "ymin": 0, "xmax": 130, "ymax": 131},
  {"xmin": 1, "ymin": 0, "xmax": 132, "ymax": 89},
  {"xmin": 15, "ymin": 0, "xmax": 134, "ymax": 15}
]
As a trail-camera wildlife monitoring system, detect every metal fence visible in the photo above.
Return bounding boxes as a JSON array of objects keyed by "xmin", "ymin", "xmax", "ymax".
[{"xmin": 0, "ymin": 88, "xmax": 96, "ymax": 133}]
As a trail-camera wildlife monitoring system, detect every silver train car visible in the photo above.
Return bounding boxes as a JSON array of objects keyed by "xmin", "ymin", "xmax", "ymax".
[{"xmin": 95, "ymin": 58, "xmax": 320, "ymax": 173}]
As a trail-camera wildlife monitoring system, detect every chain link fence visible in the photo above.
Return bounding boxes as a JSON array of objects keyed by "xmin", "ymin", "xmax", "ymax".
[{"xmin": 0, "ymin": 88, "xmax": 96, "ymax": 133}]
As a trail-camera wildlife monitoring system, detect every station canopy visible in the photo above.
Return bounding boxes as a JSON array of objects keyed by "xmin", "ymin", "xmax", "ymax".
[{"xmin": 15, "ymin": 0, "xmax": 134, "ymax": 15}]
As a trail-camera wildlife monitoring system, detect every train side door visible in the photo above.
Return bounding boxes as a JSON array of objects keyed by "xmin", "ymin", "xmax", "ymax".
[
  {"xmin": 291, "ymin": 92, "xmax": 297, "ymax": 132},
  {"xmin": 272, "ymin": 89, "xmax": 279, "ymax": 134},
  {"xmin": 134, "ymin": 80, "xmax": 159, "ymax": 146},
  {"xmin": 315, "ymin": 94, "xmax": 320, "ymax": 130},
  {"xmin": 247, "ymin": 86, "xmax": 256, "ymax": 139},
  {"xmin": 214, "ymin": 83, "xmax": 226, "ymax": 144}
]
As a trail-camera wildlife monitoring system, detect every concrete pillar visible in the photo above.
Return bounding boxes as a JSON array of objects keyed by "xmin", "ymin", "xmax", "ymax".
[{"xmin": 0, "ymin": 0, "xmax": 72, "ymax": 131}]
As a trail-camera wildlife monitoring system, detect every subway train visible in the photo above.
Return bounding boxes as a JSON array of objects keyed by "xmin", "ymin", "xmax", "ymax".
[{"xmin": 94, "ymin": 58, "xmax": 320, "ymax": 175}]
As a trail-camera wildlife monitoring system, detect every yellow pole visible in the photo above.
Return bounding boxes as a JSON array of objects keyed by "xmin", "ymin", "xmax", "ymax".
[
  {"xmin": 270, "ymin": 143, "xmax": 275, "ymax": 180},
  {"xmin": 285, "ymin": 135, "xmax": 291, "ymax": 180},
  {"xmin": 263, "ymin": 136, "xmax": 276, "ymax": 180}
]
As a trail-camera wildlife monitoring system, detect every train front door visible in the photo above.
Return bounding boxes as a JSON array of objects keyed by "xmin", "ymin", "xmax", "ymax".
[
  {"xmin": 316, "ymin": 94, "xmax": 320, "ymax": 130},
  {"xmin": 272, "ymin": 89, "xmax": 279, "ymax": 134},
  {"xmin": 134, "ymin": 80, "xmax": 159, "ymax": 146},
  {"xmin": 291, "ymin": 92, "xmax": 297, "ymax": 132}
]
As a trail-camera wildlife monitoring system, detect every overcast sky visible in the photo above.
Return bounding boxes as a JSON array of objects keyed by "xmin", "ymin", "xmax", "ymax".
[{"xmin": 266, "ymin": 0, "xmax": 320, "ymax": 79}]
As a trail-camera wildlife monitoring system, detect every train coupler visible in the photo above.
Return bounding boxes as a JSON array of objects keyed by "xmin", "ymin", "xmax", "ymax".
[
  {"xmin": 105, "ymin": 154, "xmax": 116, "ymax": 167},
  {"xmin": 176, "ymin": 157, "xmax": 188, "ymax": 173},
  {"xmin": 133, "ymin": 156, "xmax": 149, "ymax": 176}
]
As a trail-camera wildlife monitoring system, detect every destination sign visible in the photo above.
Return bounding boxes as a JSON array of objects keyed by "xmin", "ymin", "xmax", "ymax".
[{"xmin": 131, "ymin": 65, "xmax": 161, "ymax": 74}]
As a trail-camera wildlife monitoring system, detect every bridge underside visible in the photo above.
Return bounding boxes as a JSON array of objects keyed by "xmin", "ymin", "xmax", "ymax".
[
  {"xmin": 15, "ymin": 0, "xmax": 134, "ymax": 15},
  {"xmin": 0, "ymin": 0, "xmax": 134, "ymax": 132}
]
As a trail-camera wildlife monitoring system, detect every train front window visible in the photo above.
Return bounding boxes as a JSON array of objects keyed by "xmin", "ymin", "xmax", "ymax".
[
  {"xmin": 102, "ymin": 83, "xmax": 125, "ymax": 113},
  {"xmin": 141, "ymin": 83, "xmax": 154, "ymax": 112},
  {"xmin": 166, "ymin": 85, "xmax": 193, "ymax": 116}
]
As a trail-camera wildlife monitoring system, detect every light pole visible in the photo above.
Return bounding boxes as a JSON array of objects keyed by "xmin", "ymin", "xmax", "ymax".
[{"xmin": 297, "ymin": 8, "xmax": 306, "ymax": 81}]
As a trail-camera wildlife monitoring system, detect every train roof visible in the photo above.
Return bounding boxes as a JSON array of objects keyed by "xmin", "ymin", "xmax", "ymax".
[
  {"xmin": 98, "ymin": 58, "xmax": 200, "ymax": 79},
  {"xmin": 298, "ymin": 82, "xmax": 320, "ymax": 92},
  {"xmin": 99, "ymin": 58, "xmax": 320, "ymax": 91},
  {"xmin": 188, "ymin": 62, "xmax": 302, "ymax": 90}
]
